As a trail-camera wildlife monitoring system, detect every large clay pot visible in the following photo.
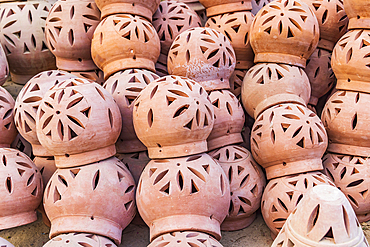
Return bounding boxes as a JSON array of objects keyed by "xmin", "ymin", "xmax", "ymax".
[
  {"xmin": 229, "ymin": 69, "xmax": 247, "ymax": 98},
  {"xmin": 251, "ymin": 0, "xmax": 273, "ymax": 15},
  {"xmin": 45, "ymin": 0, "xmax": 100, "ymax": 71},
  {"xmin": 344, "ymin": 0, "xmax": 370, "ymax": 30},
  {"xmin": 149, "ymin": 231, "xmax": 223, "ymax": 247},
  {"xmin": 0, "ymin": 1, "xmax": 56, "ymax": 84},
  {"xmin": 0, "ymin": 87, "xmax": 17, "ymax": 148},
  {"xmin": 167, "ymin": 27, "xmax": 236, "ymax": 91},
  {"xmin": 43, "ymin": 233, "xmax": 117, "ymax": 247},
  {"xmin": 0, "ymin": 238, "xmax": 14, "ymax": 247},
  {"xmin": 0, "ymin": 45, "xmax": 8, "ymax": 86},
  {"xmin": 250, "ymin": 0, "xmax": 319, "ymax": 68},
  {"xmin": 103, "ymin": 69, "xmax": 159, "ymax": 154},
  {"xmin": 136, "ymin": 153, "xmax": 230, "ymax": 241},
  {"xmin": 198, "ymin": 0, "xmax": 252, "ymax": 17},
  {"xmin": 133, "ymin": 75, "xmax": 214, "ymax": 159}
]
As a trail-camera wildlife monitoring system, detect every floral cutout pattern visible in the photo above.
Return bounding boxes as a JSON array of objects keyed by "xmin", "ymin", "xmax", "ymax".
[{"xmin": 0, "ymin": 86, "xmax": 17, "ymax": 147}]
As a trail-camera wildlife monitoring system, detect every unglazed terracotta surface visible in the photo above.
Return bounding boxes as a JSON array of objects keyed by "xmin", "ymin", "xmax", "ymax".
[
  {"xmin": 69, "ymin": 69, "xmax": 105, "ymax": 85},
  {"xmin": 251, "ymin": 0, "xmax": 274, "ymax": 15},
  {"xmin": 136, "ymin": 153, "xmax": 230, "ymax": 241},
  {"xmin": 0, "ymin": 237, "xmax": 14, "ymax": 247},
  {"xmin": 241, "ymin": 63, "xmax": 310, "ymax": 119},
  {"xmin": 36, "ymin": 78, "xmax": 121, "ymax": 168},
  {"xmin": 133, "ymin": 75, "xmax": 214, "ymax": 159},
  {"xmin": 199, "ymin": 0, "xmax": 252, "ymax": 17},
  {"xmin": 229, "ymin": 69, "xmax": 247, "ymax": 98},
  {"xmin": 44, "ymin": 157, "xmax": 136, "ymax": 245},
  {"xmin": 209, "ymin": 145, "xmax": 266, "ymax": 231},
  {"xmin": 91, "ymin": 14, "xmax": 160, "ymax": 79},
  {"xmin": 250, "ymin": 0, "xmax": 319, "ymax": 68},
  {"xmin": 43, "ymin": 233, "xmax": 117, "ymax": 247},
  {"xmin": 0, "ymin": 45, "xmax": 8, "ymax": 86},
  {"xmin": 11, "ymin": 134, "xmax": 32, "ymax": 158},
  {"xmin": 103, "ymin": 69, "xmax": 159, "ymax": 154},
  {"xmin": 149, "ymin": 231, "xmax": 223, "ymax": 247},
  {"xmin": 0, "ymin": 87, "xmax": 17, "ymax": 148},
  {"xmin": 344, "ymin": 0, "xmax": 370, "ymax": 30}
]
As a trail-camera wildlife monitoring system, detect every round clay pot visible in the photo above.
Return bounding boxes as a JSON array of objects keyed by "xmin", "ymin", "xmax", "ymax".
[
  {"xmin": 241, "ymin": 63, "xmax": 311, "ymax": 119},
  {"xmin": 43, "ymin": 233, "xmax": 117, "ymax": 247},
  {"xmin": 14, "ymin": 70, "xmax": 77, "ymax": 157},
  {"xmin": 45, "ymin": 0, "xmax": 100, "ymax": 71},
  {"xmin": 207, "ymin": 90, "xmax": 244, "ymax": 151},
  {"xmin": 205, "ymin": 11, "xmax": 254, "ymax": 70},
  {"xmin": 344, "ymin": 0, "xmax": 370, "ymax": 30},
  {"xmin": 198, "ymin": 0, "xmax": 252, "ymax": 17},
  {"xmin": 167, "ymin": 27, "xmax": 236, "ymax": 91},
  {"xmin": 0, "ymin": 1, "xmax": 56, "ymax": 84},
  {"xmin": 155, "ymin": 53, "xmax": 168, "ymax": 77},
  {"xmin": 116, "ymin": 151, "xmax": 149, "ymax": 184},
  {"xmin": 68, "ymin": 70, "xmax": 104, "ymax": 86},
  {"xmin": 229, "ymin": 69, "xmax": 247, "ymax": 98},
  {"xmin": 0, "ymin": 148, "xmax": 43, "ymax": 230},
  {"xmin": 250, "ymin": 0, "xmax": 319, "ymax": 68},
  {"xmin": 261, "ymin": 171, "xmax": 335, "ymax": 237},
  {"xmin": 0, "ymin": 45, "xmax": 9, "ymax": 86},
  {"xmin": 136, "ymin": 153, "xmax": 230, "ymax": 241},
  {"xmin": 209, "ymin": 145, "xmax": 266, "ymax": 231},
  {"xmin": 271, "ymin": 184, "xmax": 368, "ymax": 247},
  {"xmin": 251, "ymin": 103, "xmax": 327, "ymax": 180},
  {"xmin": 149, "ymin": 231, "xmax": 223, "ymax": 247},
  {"xmin": 0, "ymin": 238, "xmax": 14, "ymax": 247},
  {"xmin": 103, "ymin": 69, "xmax": 159, "ymax": 153},
  {"xmin": 251, "ymin": 0, "xmax": 274, "ymax": 15},
  {"xmin": 44, "ymin": 157, "xmax": 136, "ymax": 245},
  {"xmin": 133, "ymin": 75, "xmax": 214, "ymax": 159},
  {"xmin": 91, "ymin": 14, "xmax": 160, "ymax": 79},
  {"xmin": 36, "ymin": 78, "xmax": 121, "ymax": 168},
  {"xmin": 305, "ymin": 48, "xmax": 335, "ymax": 106},
  {"xmin": 0, "ymin": 87, "xmax": 17, "ymax": 148},
  {"xmin": 11, "ymin": 134, "xmax": 32, "ymax": 158}
]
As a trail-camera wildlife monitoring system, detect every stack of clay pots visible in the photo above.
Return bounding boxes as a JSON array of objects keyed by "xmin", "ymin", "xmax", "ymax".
[{"xmin": 321, "ymin": 0, "xmax": 370, "ymax": 224}]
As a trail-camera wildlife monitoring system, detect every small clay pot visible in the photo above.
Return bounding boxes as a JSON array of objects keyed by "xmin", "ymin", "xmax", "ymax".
[
  {"xmin": 229, "ymin": 69, "xmax": 247, "ymax": 98},
  {"xmin": 251, "ymin": 0, "xmax": 273, "ymax": 15},
  {"xmin": 103, "ymin": 69, "xmax": 159, "ymax": 154},
  {"xmin": 198, "ymin": 0, "xmax": 252, "ymax": 17},
  {"xmin": 250, "ymin": 0, "xmax": 319, "ymax": 68},
  {"xmin": 344, "ymin": 0, "xmax": 370, "ymax": 30},
  {"xmin": 0, "ymin": 238, "xmax": 14, "ymax": 247},
  {"xmin": 0, "ymin": 87, "xmax": 17, "ymax": 148},
  {"xmin": 132, "ymin": 75, "xmax": 214, "ymax": 159},
  {"xmin": 0, "ymin": 45, "xmax": 9, "ymax": 86},
  {"xmin": 43, "ymin": 233, "xmax": 117, "ymax": 247},
  {"xmin": 167, "ymin": 27, "xmax": 236, "ymax": 91},
  {"xmin": 149, "ymin": 231, "xmax": 223, "ymax": 247},
  {"xmin": 155, "ymin": 53, "xmax": 168, "ymax": 77},
  {"xmin": 68, "ymin": 70, "xmax": 105, "ymax": 86},
  {"xmin": 11, "ymin": 134, "xmax": 32, "ymax": 158}
]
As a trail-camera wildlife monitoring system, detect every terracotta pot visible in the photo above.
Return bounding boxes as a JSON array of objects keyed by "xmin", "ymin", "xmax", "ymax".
[
  {"xmin": 45, "ymin": 0, "xmax": 100, "ymax": 71},
  {"xmin": 11, "ymin": 134, "xmax": 32, "ymax": 158},
  {"xmin": 0, "ymin": 238, "xmax": 14, "ymax": 247},
  {"xmin": 91, "ymin": 14, "xmax": 160, "ymax": 79},
  {"xmin": 198, "ymin": 0, "xmax": 252, "ymax": 17},
  {"xmin": 176, "ymin": 0, "xmax": 207, "ymax": 26},
  {"xmin": 272, "ymin": 184, "xmax": 369, "ymax": 247},
  {"xmin": 251, "ymin": 0, "xmax": 274, "ymax": 15},
  {"xmin": 0, "ymin": 1, "xmax": 56, "ymax": 84},
  {"xmin": 209, "ymin": 145, "xmax": 266, "ymax": 231},
  {"xmin": 149, "ymin": 231, "xmax": 223, "ymax": 247},
  {"xmin": 68, "ymin": 70, "xmax": 104, "ymax": 86},
  {"xmin": 250, "ymin": 0, "xmax": 319, "ymax": 68},
  {"xmin": 43, "ymin": 233, "xmax": 117, "ymax": 247},
  {"xmin": 229, "ymin": 69, "xmax": 247, "ymax": 98},
  {"xmin": 133, "ymin": 75, "xmax": 214, "ymax": 159},
  {"xmin": 207, "ymin": 90, "xmax": 244, "ymax": 151},
  {"xmin": 0, "ymin": 148, "xmax": 43, "ymax": 230},
  {"xmin": 44, "ymin": 157, "xmax": 136, "ymax": 245},
  {"xmin": 155, "ymin": 53, "xmax": 168, "ymax": 77},
  {"xmin": 305, "ymin": 48, "xmax": 335, "ymax": 106},
  {"xmin": 103, "ymin": 69, "xmax": 159, "ymax": 154},
  {"xmin": 36, "ymin": 78, "xmax": 121, "ymax": 168},
  {"xmin": 205, "ymin": 11, "xmax": 254, "ymax": 70},
  {"xmin": 344, "ymin": 0, "xmax": 370, "ymax": 30},
  {"xmin": 261, "ymin": 171, "xmax": 335, "ymax": 237},
  {"xmin": 251, "ymin": 103, "xmax": 327, "ymax": 179},
  {"xmin": 167, "ymin": 27, "xmax": 236, "ymax": 91},
  {"xmin": 14, "ymin": 70, "xmax": 77, "ymax": 157},
  {"xmin": 241, "ymin": 63, "xmax": 311, "ymax": 119},
  {"xmin": 136, "ymin": 153, "xmax": 230, "ymax": 241},
  {"xmin": 0, "ymin": 45, "xmax": 8, "ymax": 86},
  {"xmin": 0, "ymin": 87, "xmax": 17, "ymax": 148}
]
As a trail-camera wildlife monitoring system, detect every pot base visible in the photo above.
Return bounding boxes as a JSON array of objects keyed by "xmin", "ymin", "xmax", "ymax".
[
  {"xmin": 0, "ymin": 211, "xmax": 37, "ymax": 230},
  {"xmin": 221, "ymin": 212, "xmax": 256, "ymax": 231},
  {"xmin": 147, "ymin": 140, "xmax": 208, "ymax": 159}
]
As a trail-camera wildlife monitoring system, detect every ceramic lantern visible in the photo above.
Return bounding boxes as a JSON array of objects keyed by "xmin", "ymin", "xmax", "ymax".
[
  {"xmin": 116, "ymin": 151, "xmax": 150, "ymax": 184},
  {"xmin": 36, "ymin": 78, "xmax": 121, "ymax": 168},
  {"xmin": 103, "ymin": 69, "xmax": 159, "ymax": 154},
  {"xmin": 91, "ymin": 14, "xmax": 160, "ymax": 79},
  {"xmin": 0, "ymin": 148, "xmax": 43, "ymax": 230},
  {"xmin": 229, "ymin": 69, "xmax": 247, "ymax": 98},
  {"xmin": 250, "ymin": 0, "xmax": 319, "ymax": 68},
  {"xmin": 45, "ymin": 0, "xmax": 100, "ymax": 71},
  {"xmin": 0, "ymin": 238, "xmax": 14, "ymax": 247},
  {"xmin": 272, "ymin": 184, "xmax": 369, "ymax": 247},
  {"xmin": 241, "ymin": 63, "xmax": 311, "ymax": 119},
  {"xmin": 136, "ymin": 153, "xmax": 230, "ymax": 241},
  {"xmin": 0, "ymin": 45, "xmax": 8, "ymax": 86},
  {"xmin": 198, "ymin": 0, "xmax": 252, "ymax": 17},
  {"xmin": 68, "ymin": 69, "xmax": 105, "ymax": 86},
  {"xmin": 0, "ymin": 87, "xmax": 17, "ymax": 148},
  {"xmin": 209, "ymin": 145, "xmax": 266, "ymax": 231},
  {"xmin": 0, "ymin": 1, "xmax": 56, "ymax": 84},
  {"xmin": 344, "ymin": 0, "xmax": 370, "ymax": 30},
  {"xmin": 167, "ymin": 27, "xmax": 236, "ymax": 91},
  {"xmin": 207, "ymin": 90, "xmax": 244, "ymax": 151},
  {"xmin": 149, "ymin": 231, "xmax": 223, "ymax": 247},
  {"xmin": 261, "ymin": 171, "xmax": 335, "ymax": 238},
  {"xmin": 133, "ymin": 75, "xmax": 214, "ymax": 159},
  {"xmin": 43, "ymin": 233, "xmax": 117, "ymax": 247},
  {"xmin": 251, "ymin": 0, "xmax": 273, "ymax": 15}
]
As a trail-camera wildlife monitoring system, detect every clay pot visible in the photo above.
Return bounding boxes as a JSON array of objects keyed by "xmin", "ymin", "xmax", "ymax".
[
  {"xmin": 177, "ymin": 0, "xmax": 207, "ymax": 26},
  {"xmin": 68, "ymin": 70, "xmax": 104, "ymax": 86},
  {"xmin": 205, "ymin": 11, "xmax": 254, "ymax": 70},
  {"xmin": 149, "ymin": 231, "xmax": 223, "ymax": 247},
  {"xmin": 45, "ymin": 0, "xmax": 100, "ymax": 71},
  {"xmin": 323, "ymin": 152, "xmax": 370, "ymax": 223},
  {"xmin": 209, "ymin": 145, "xmax": 266, "ymax": 231},
  {"xmin": 11, "ymin": 134, "xmax": 32, "ymax": 158},
  {"xmin": 132, "ymin": 75, "xmax": 214, "ymax": 159},
  {"xmin": 0, "ymin": 1, "xmax": 56, "ymax": 84},
  {"xmin": 272, "ymin": 184, "xmax": 369, "ymax": 247},
  {"xmin": 229, "ymin": 69, "xmax": 247, "ymax": 98},
  {"xmin": 344, "ymin": 0, "xmax": 370, "ymax": 30},
  {"xmin": 0, "ymin": 87, "xmax": 17, "ymax": 148},
  {"xmin": 103, "ymin": 69, "xmax": 159, "ymax": 154},
  {"xmin": 198, "ymin": 0, "xmax": 252, "ymax": 17},
  {"xmin": 0, "ymin": 45, "xmax": 8, "ymax": 86},
  {"xmin": 251, "ymin": 103, "xmax": 327, "ymax": 179},
  {"xmin": 14, "ymin": 70, "xmax": 77, "ymax": 157},
  {"xmin": 136, "ymin": 153, "xmax": 230, "ymax": 241},
  {"xmin": 36, "ymin": 78, "xmax": 121, "ymax": 168},
  {"xmin": 207, "ymin": 90, "xmax": 244, "ymax": 151},
  {"xmin": 0, "ymin": 148, "xmax": 43, "ymax": 230},
  {"xmin": 241, "ymin": 63, "xmax": 311, "ymax": 119},
  {"xmin": 0, "ymin": 238, "xmax": 14, "ymax": 247},
  {"xmin": 250, "ymin": 0, "xmax": 319, "ymax": 68},
  {"xmin": 305, "ymin": 48, "xmax": 335, "ymax": 106},
  {"xmin": 43, "ymin": 233, "xmax": 117, "ymax": 247},
  {"xmin": 261, "ymin": 171, "xmax": 335, "ymax": 238},
  {"xmin": 116, "ymin": 151, "xmax": 149, "ymax": 184},
  {"xmin": 91, "ymin": 14, "xmax": 160, "ymax": 79},
  {"xmin": 155, "ymin": 53, "xmax": 168, "ymax": 77},
  {"xmin": 251, "ymin": 0, "xmax": 274, "ymax": 15},
  {"xmin": 167, "ymin": 27, "xmax": 236, "ymax": 91},
  {"xmin": 44, "ymin": 157, "xmax": 136, "ymax": 245}
]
